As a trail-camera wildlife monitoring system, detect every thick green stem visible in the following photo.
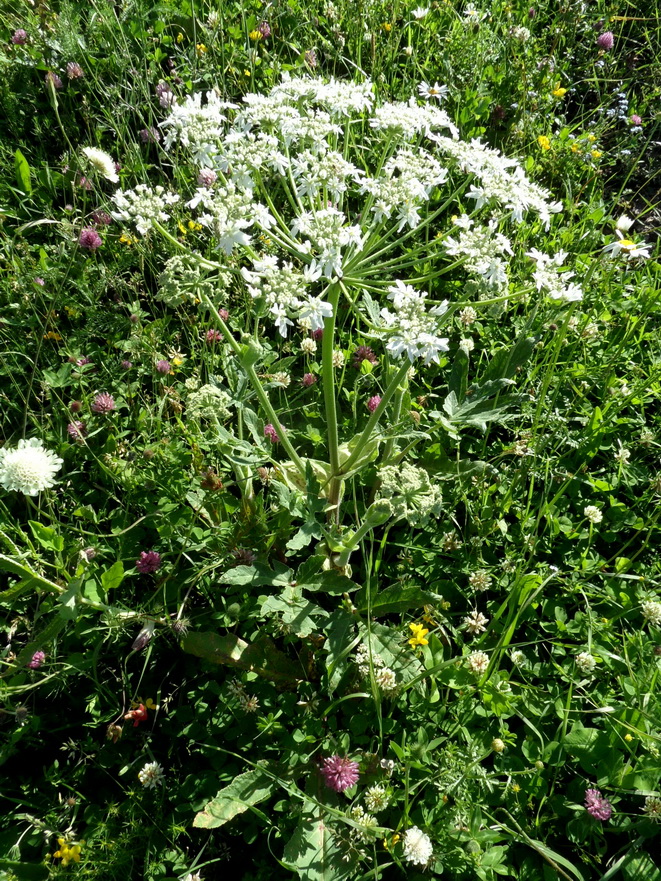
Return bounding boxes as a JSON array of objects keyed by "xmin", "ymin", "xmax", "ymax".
[{"xmin": 322, "ymin": 284, "xmax": 343, "ymax": 521}]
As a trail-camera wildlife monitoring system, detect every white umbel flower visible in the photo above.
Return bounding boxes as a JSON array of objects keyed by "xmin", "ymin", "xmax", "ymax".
[
  {"xmin": 81, "ymin": 146, "xmax": 119, "ymax": 183},
  {"xmin": 0, "ymin": 438, "xmax": 63, "ymax": 496},
  {"xmin": 402, "ymin": 826, "xmax": 433, "ymax": 866},
  {"xmin": 138, "ymin": 761, "xmax": 165, "ymax": 788}
]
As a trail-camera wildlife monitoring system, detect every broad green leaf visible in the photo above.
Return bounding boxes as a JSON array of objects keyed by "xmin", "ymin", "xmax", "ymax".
[
  {"xmin": 182, "ymin": 631, "xmax": 303, "ymax": 686},
  {"xmin": 0, "ymin": 554, "xmax": 64, "ymax": 594},
  {"xmin": 448, "ymin": 349, "xmax": 469, "ymax": 401},
  {"xmin": 299, "ymin": 571, "xmax": 359, "ymax": 595},
  {"xmin": 14, "ymin": 149, "xmax": 32, "ymax": 194},
  {"xmin": 356, "ymin": 584, "xmax": 439, "ymax": 616},
  {"xmin": 28, "ymin": 520, "xmax": 63, "ymax": 552},
  {"xmin": 193, "ymin": 767, "xmax": 276, "ymax": 828},
  {"xmin": 286, "ymin": 518, "xmax": 323, "ymax": 552},
  {"xmin": 101, "ymin": 560, "xmax": 125, "ymax": 591},
  {"xmin": 261, "ymin": 586, "xmax": 328, "ymax": 637},
  {"xmin": 221, "ymin": 562, "xmax": 294, "ymax": 587},
  {"xmin": 58, "ymin": 579, "xmax": 81, "ymax": 620},
  {"xmin": 283, "ymin": 805, "xmax": 357, "ymax": 881},
  {"xmin": 323, "ymin": 610, "xmax": 356, "ymax": 693},
  {"xmin": 481, "ymin": 335, "xmax": 536, "ymax": 384},
  {"xmin": 0, "ymin": 858, "xmax": 49, "ymax": 880}
]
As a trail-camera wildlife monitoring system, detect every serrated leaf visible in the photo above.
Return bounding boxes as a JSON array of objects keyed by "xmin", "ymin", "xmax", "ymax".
[
  {"xmin": 286, "ymin": 518, "xmax": 323, "ymax": 552},
  {"xmin": 193, "ymin": 767, "xmax": 276, "ymax": 828},
  {"xmin": 261, "ymin": 586, "xmax": 328, "ymax": 637},
  {"xmin": 101, "ymin": 560, "xmax": 124, "ymax": 591},
  {"xmin": 182, "ymin": 631, "xmax": 303, "ymax": 686}
]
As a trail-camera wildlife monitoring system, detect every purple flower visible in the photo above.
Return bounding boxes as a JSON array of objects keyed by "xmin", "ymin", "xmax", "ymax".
[
  {"xmin": 585, "ymin": 788, "xmax": 612, "ymax": 821},
  {"xmin": 66, "ymin": 62, "xmax": 84, "ymax": 79},
  {"xmin": 312, "ymin": 328, "xmax": 323, "ymax": 341},
  {"xmin": 79, "ymin": 228, "xmax": 103, "ymax": 251},
  {"xmin": 630, "ymin": 114, "xmax": 642, "ymax": 126},
  {"xmin": 258, "ymin": 20, "xmax": 271, "ymax": 38},
  {"xmin": 232, "ymin": 547, "xmax": 256, "ymax": 565},
  {"xmin": 156, "ymin": 359, "xmax": 171, "ymax": 374},
  {"xmin": 11, "ymin": 29, "xmax": 28, "ymax": 45},
  {"xmin": 67, "ymin": 421, "xmax": 87, "ymax": 441},
  {"xmin": 219, "ymin": 308, "xmax": 229, "ymax": 321},
  {"xmin": 75, "ymin": 357, "xmax": 92, "ymax": 367},
  {"xmin": 139, "ymin": 126, "xmax": 161, "ymax": 144},
  {"xmin": 78, "ymin": 176, "xmax": 93, "ymax": 191},
  {"xmin": 302, "ymin": 373, "xmax": 317, "ymax": 388},
  {"xmin": 156, "ymin": 82, "xmax": 175, "ymax": 108},
  {"xmin": 320, "ymin": 755, "xmax": 360, "ymax": 792},
  {"xmin": 205, "ymin": 329, "xmax": 223, "ymax": 343},
  {"xmin": 597, "ymin": 31, "xmax": 614, "ymax": 50},
  {"xmin": 264, "ymin": 423, "xmax": 280, "ymax": 443},
  {"xmin": 136, "ymin": 551, "xmax": 162, "ymax": 574},
  {"xmin": 197, "ymin": 168, "xmax": 217, "ymax": 187},
  {"xmin": 91, "ymin": 209, "xmax": 112, "ymax": 226},
  {"xmin": 120, "ymin": 359, "xmax": 133, "ymax": 370},
  {"xmin": 367, "ymin": 395, "xmax": 382, "ymax": 413},
  {"xmin": 34, "ymin": 277, "xmax": 45, "ymax": 286},
  {"xmin": 91, "ymin": 392, "xmax": 115, "ymax": 414},
  {"xmin": 27, "ymin": 651, "xmax": 46, "ymax": 669},
  {"xmin": 352, "ymin": 345, "xmax": 378, "ymax": 369},
  {"xmin": 45, "ymin": 71, "xmax": 63, "ymax": 90}
]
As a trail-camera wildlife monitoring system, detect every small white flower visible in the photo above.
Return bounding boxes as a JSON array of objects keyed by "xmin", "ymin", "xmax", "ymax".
[
  {"xmin": 615, "ymin": 214, "xmax": 634, "ymax": 232},
  {"xmin": 584, "ymin": 505, "xmax": 603, "ymax": 524},
  {"xmin": 364, "ymin": 784, "xmax": 390, "ymax": 812},
  {"xmin": 0, "ymin": 438, "xmax": 63, "ymax": 496},
  {"xmin": 462, "ymin": 610, "xmax": 489, "ymax": 635},
  {"xmin": 81, "ymin": 146, "xmax": 119, "ymax": 183},
  {"xmin": 575, "ymin": 652, "xmax": 596, "ymax": 674},
  {"xmin": 301, "ymin": 337, "xmax": 317, "ymax": 355},
  {"xmin": 467, "ymin": 651, "xmax": 490, "ymax": 674},
  {"xmin": 138, "ymin": 761, "xmax": 165, "ymax": 788},
  {"xmin": 411, "ymin": 6, "xmax": 429, "ymax": 19},
  {"xmin": 418, "ymin": 81, "xmax": 448, "ymax": 102},
  {"xmin": 603, "ymin": 230, "xmax": 651, "ymax": 261},
  {"xmin": 402, "ymin": 826, "xmax": 433, "ymax": 866},
  {"xmin": 459, "ymin": 337, "xmax": 475, "ymax": 354},
  {"xmin": 332, "ymin": 350, "xmax": 346, "ymax": 368},
  {"xmin": 469, "ymin": 569, "xmax": 492, "ymax": 591},
  {"xmin": 614, "ymin": 440, "xmax": 631, "ymax": 465},
  {"xmin": 510, "ymin": 650, "xmax": 526, "ymax": 666},
  {"xmin": 643, "ymin": 796, "xmax": 661, "ymax": 820},
  {"xmin": 641, "ymin": 600, "xmax": 661, "ymax": 627}
]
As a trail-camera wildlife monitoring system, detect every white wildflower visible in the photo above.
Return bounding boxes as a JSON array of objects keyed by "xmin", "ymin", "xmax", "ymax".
[
  {"xmin": 469, "ymin": 569, "xmax": 492, "ymax": 591},
  {"xmin": 603, "ymin": 230, "xmax": 651, "ymax": 261},
  {"xmin": 462, "ymin": 610, "xmax": 489, "ymax": 635},
  {"xmin": 615, "ymin": 214, "xmax": 634, "ymax": 232},
  {"xmin": 332, "ymin": 350, "xmax": 346, "ymax": 368},
  {"xmin": 459, "ymin": 338, "xmax": 475, "ymax": 354},
  {"xmin": 510, "ymin": 650, "xmax": 526, "ymax": 666},
  {"xmin": 467, "ymin": 651, "xmax": 490, "ymax": 674},
  {"xmin": 364, "ymin": 784, "xmax": 390, "ymax": 812},
  {"xmin": 377, "ymin": 280, "xmax": 449, "ymax": 364},
  {"xmin": 81, "ymin": 146, "xmax": 118, "ymax": 183},
  {"xmin": 641, "ymin": 600, "xmax": 661, "ymax": 626},
  {"xmin": 0, "ymin": 438, "xmax": 63, "ymax": 496},
  {"xmin": 402, "ymin": 826, "xmax": 433, "ymax": 866},
  {"xmin": 138, "ymin": 761, "xmax": 165, "ymax": 788},
  {"xmin": 526, "ymin": 249, "xmax": 583, "ymax": 302},
  {"xmin": 614, "ymin": 440, "xmax": 631, "ymax": 465},
  {"xmin": 418, "ymin": 81, "xmax": 448, "ymax": 101},
  {"xmin": 411, "ymin": 6, "xmax": 429, "ymax": 19},
  {"xmin": 112, "ymin": 184, "xmax": 180, "ymax": 235},
  {"xmin": 583, "ymin": 505, "xmax": 603, "ymax": 524},
  {"xmin": 301, "ymin": 337, "xmax": 317, "ymax": 355},
  {"xmin": 375, "ymin": 666, "xmax": 398, "ymax": 696},
  {"xmin": 643, "ymin": 796, "xmax": 661, "ymax": 819},
  {"xmin": 575, "ymin": 652, "xmax": 596, "ymax": 674}
]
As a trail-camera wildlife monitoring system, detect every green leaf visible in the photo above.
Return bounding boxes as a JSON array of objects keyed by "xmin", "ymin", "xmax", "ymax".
[
  {"xmin": 356, "ymin": 584, "xmax": 439, "ymax": 616},
  {"xmin": 448, "ymin": 349, "xmax": 469, "ymax": 402},
  {"xmin": 182, "ymin": 631, "xmax": 303, "ymax": 686},
  {"xmin": 0, "ymin": 554, "xmax": 64, "ymax": 595},
  {"xmin": 482, "ymin": 336, "xmax": 536, "ymax": 384},
  {"xmin": 261, "ymin": 585, "xmax": 328, "ymax": 637},
  {"xmin": 0, "ymin": 858, "xmax": 49, "ymax": 880},
  {"xmin": 299, "ymin": 571, "xmax": 359, "ymax": 595},
  {"xmin": 28, "ymin": 520, "xmax": 63, "ymax": 552},
  {"xmin": 323, "ymin": 610, "xmax": 356, "ymax": 693},
  {"xmin": 58, "ymin": 579, "xmax": 81, "ymax": 620},
  {"xmin": 286, "ymin": 518, "xmax": 323, "ymax": 552},
  {"xmin": 193, "ymin": 766, "xmax": 276, "ymax": 828},
  {"xmin": 101, "ymin": 560, "xmax": 125, "ymax": 591},
  {"xmin": 283, "ymin": 804, "xmax": 357, "ymax": 881},
  {"xmin": 14, "ymin": 149, "xmax": 32, "ymax": 194},
  {"xmin": 221, "ymin": 562, "xmax": 294, "ymax": 587}
]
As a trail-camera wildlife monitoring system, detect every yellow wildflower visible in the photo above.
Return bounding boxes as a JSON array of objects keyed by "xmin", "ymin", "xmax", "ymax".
[
  {"xmin": 178, "ymin": 221, "xmax": 188, "ymax": 236},
  {"xmin": 176, "ymin": 32, "xmax": 184, "ymax": 43},
  {"xmin": 196, "ymin": 43, "xmax": 207, "ymax": 55},
  {"xmin": 511, "ymin": 783, "xmax": 521, "ymax": 793},
  {"xmin": 570, "ymin": 143, "xmax": 581, "ymax": 153},
  {"xmin": 64, "ymin": 305, "xmax": 80, "ymax": 318},
  {"xmin": 53, "ymin": 837, "xmax": 82, "ymax": 866},
  {"xmin": 382, "ymin": 22, "xmax": 392, "ymax": 32},
  {"xmin": 119, "ymin": 233, "xmax": 135, "ymax": 246},
  {"xmin": 624, "ymin": 733, "xmax": 633, "ymax": 742},
  {"xmin": 408, "ymin": 622, "xmax": 429, "ymax": 647},
  {"xmin": 43, "ymin": 331, "xmax": 62, "ymax": 341},
  {"xmin": 249, "ymin": 30, "xmax": 262, "ymax": 40},
  {"xmin": 187, "ymin": 219, "xmax": 202, "ymax": 231},
  {"xmin": 537, "ymin": 135, "xmax": 551, "ymax": 151},
  {"xmin": 591, "ymin": 149, "xmax": 602, "ymax": 159},
  {"xmin": 244, "ymin": 69, "xmax": 251, "ymax": 77},
  {"xmin": 587, "ymin": 134, "xmax": 596, "ymax": 143},
  {"xmin": 552, "ymin": 84, "xmax": 567, "ymax": 98}
]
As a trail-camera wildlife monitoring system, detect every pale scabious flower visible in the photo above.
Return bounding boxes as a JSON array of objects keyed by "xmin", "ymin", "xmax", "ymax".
[
  {"xmin": 467, "ymin": 651, "xmax": 489, "ymax": 674},
  {"xmin": 81, "ymin": 146, "xmax": 119, "ymax": 183},
  {"xmin": 469, "ymin": 569, "xmax": 492, "ymax": 591},
  {"xmin": 526, "ymin": 249, "xmax": 583, "ymax": 302},
  {"xmin": 377, "ymin": 281, "xmax": 449, "ymax": 364},
  {"xmin": 364, "ymin": 784, "xmax": 390, "ymax": 812},
  {"xmin": 575, "ymin": 652, "xmax": 596, "ymax": 674},
  {"xmin": 112, "ymin": 185, "xmax": 180, "ymax": 235},
  {"xmin": 138, "ymin": 761, "xmax": 165, "ymax": 788},
  {"xmin": 641, "ymin": 600, "xmax": 661, "ymax": 626},
  {"xmin": 583, "ymin": 505, "xmax": 603, "ymax": 524},
  {"xmin": 0, "ymin": 439, "xmax": 63, "ymax": 495},
  {"xmin": 402, "ymin": 827, "xmax": 433, "ymax": 866},
  {"xmin": 462, "ymin": 610, "xmax": 489, "ymax": 635}
]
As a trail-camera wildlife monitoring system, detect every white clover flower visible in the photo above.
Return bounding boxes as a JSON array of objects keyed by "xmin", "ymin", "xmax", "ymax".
[
  {"xmin": 301, "ymin": 337, "xmax": 317, "ymax": 355},
  {"xmin": 510, "ymin": 650, "xmax": 526, "ymax": 667},
  {"xmin": 643, "ymin": 796, "xmax": 661, "ymax": 820},
  {"xmin": 641, "ymin": 600, "xmax": 661, "ymax": 626},
  {"xmin": 112, "ymin": 184, "xmax": 180, "ymax": 235},
  {"xmin": 81, "ymin": 146, "xmax": 119, "ymax": 183},
  {"xmin": 467, "ymin": 651, "xmax": 490, "ymax": 674},
  {"xmin": 614, "ymin": 440, "xmax": 631, "ymax": 465},
  {"xmin": 584, "ymin": 505, "xmax": 603, "ymax": 524},
  {"xmin": 138, "ymin": 761, "xmax": 165, "ymax": 788},
  {"xmin": 332, "ymin": 350, "xmax": 346, "ymax": 368},
  {"xmin": 375, "ymin": 666, "xmax": 398, "ymax": 695},
  {"xmin": 575, "ymin": 652, "xmax": 596, "ymax": 674},
  {"xmin": 402, "ymin": 826, "xmax": 433, "ymax": 866},
  {"xmin": 469, "ymin": 569, "xmax": 492, "ymax": 591},
  {"xmin": 462, "ymin": 610, "xmax": 489, "ymax": 635},
  {"xmin": 0, "ymin": 438, "xmax": 63, "ymax": 496},
  {"xmin": 364, "ymin": 784, "xmax": 390, "ymax": 813}
]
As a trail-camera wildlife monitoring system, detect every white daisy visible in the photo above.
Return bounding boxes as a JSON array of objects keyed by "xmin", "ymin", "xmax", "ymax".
[
  {"xmin": 418, "ymin": 81, "xmax": 449, "ymax": 102},
  {"xmin": 81, "ymin": 146, "xmax": 119, "ymax": 183},
  {"xmin": 0, "ymin": 438, "xmax": 63, "ymax": 496},
  {"xmin": 412, "ymin": 6, "xmax": 429, "ymax": 19}
]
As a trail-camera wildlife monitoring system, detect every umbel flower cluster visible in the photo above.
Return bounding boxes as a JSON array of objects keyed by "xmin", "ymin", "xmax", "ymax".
[{"xmin": 111, "ymin": 74, "xmax": 577, "ymax": 360}]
